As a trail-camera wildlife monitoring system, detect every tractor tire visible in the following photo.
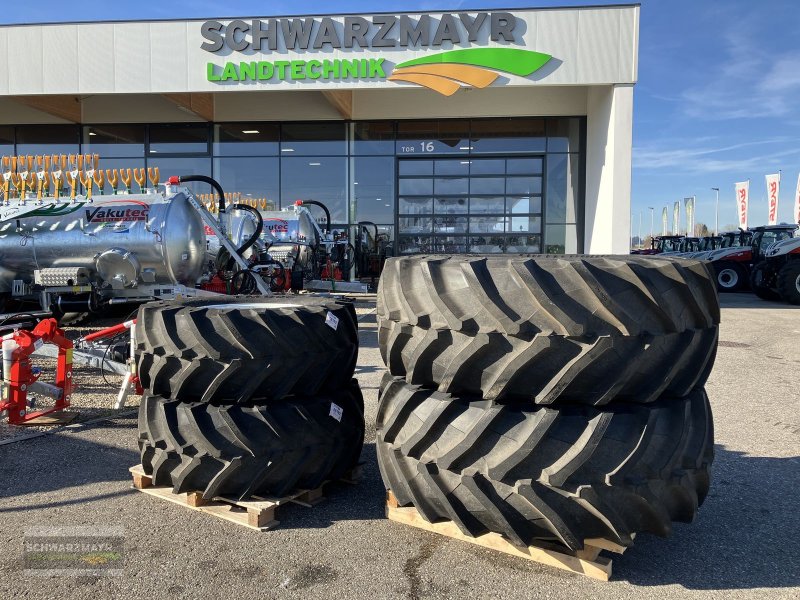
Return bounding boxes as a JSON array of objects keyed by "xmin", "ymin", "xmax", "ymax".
[
  {"xmin": 379, "ymin": 320, "xmax": 718, "ymax": 405},
  {"xmin": 136, "ymin": 296, "xmax": 359, "ymax": 403},
  {"xmin": 378, "ymin": 255, "xmax": 719, "ymax": 406},
  {"xmin": 777, "ymin": 261, "xmax": 800, "ymax": 304},
  {"xmin": 749, "ymin": 261, "xmax": 781, "ymax": 302},
  {"xmin": 712, "ymin": 261, "xmax": 747, "ymax": 293},
  {"xmin": 138, "ymin": 379, "xmax": 365, "ymax": 500},
  {"xmin": 376, "ymin": 375, "xmax": 713, "ymax": 552},
  {"xmin": 378, "ymin": 255, "xmax": 719, "ymax": 338}
]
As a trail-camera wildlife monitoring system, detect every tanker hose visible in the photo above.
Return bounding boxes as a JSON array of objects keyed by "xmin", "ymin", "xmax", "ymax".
[
  {"xmin": 358, "ymin": 221, "xmax": 380, "ymax": 252},
  {"xmin": 179, "ymin": 175, "xmax": 227, "ymax": 214},
  {"xmin": 230, "ymin": 203, "xmax": 264, "ymax": 257},
  {"xmin": 299, "ymin": 200, "xmax": 331, "ymax": 233}
]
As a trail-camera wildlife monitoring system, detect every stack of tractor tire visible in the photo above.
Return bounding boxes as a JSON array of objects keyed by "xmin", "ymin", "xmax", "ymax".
[
  {"xmin": 376, "ymin": 255, "xmax": 718, "ymax": 552},
  {"xmin": 135, "ymin": 296, "xmax": 364, "ymax": 500}
]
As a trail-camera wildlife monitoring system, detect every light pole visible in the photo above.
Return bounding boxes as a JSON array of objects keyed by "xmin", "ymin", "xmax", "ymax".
[
  {"xmin": 638, "ymin": 211, "xmax": 642, "ymax": 249},
  {"xmin": 711, "ymin": 187, "xmax": 719, "ymax": 235},
  {"xmin": 647, "ymin": 206, "xmax": 654, "ymax": 244}
]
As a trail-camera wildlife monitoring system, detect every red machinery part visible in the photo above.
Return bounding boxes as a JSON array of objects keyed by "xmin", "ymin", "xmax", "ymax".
[{"xmin": 0, "ymin": 318, "xmax": 73, "ymax": 425}]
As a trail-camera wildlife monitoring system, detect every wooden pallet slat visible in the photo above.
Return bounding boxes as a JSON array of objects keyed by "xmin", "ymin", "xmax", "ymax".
[
  {"xmin": 385, "ymin": 491, "xmax": 629, "ymax": 582},
  {"xmin": 129, "ymin": 464, "xmax": 361, "ymax": 532}
]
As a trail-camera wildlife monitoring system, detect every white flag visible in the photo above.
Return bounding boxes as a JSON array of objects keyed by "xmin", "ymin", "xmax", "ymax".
[
  {"xmin": 765, "ymin": 173, "xmax": 780, "ymax": 226},
  {"xmin": 735, "ymin": 181, "xmax": 749, "ymax": 229},
  {"xmin": 662, "ymin": 207, "xmax": 668, "ymax": 236},
  {"xmin": 794, "ymin": 173, "xmax": 800, "ymax": 225},
  {"xmin": 673, "ymin": 201, "xmax": 680, "ymax": 235},
  {"xmin": 684, "ymin": 197, "xmax": 695, "ymax": 236}
]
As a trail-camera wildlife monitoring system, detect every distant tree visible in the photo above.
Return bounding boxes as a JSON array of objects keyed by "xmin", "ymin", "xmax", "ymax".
[
  {"xmin": 720, "ymin": 223, "xmax": 740, "ymax": 233},
  {"xmin": 694, "ymin": 223, "xmax": 710, "ymax": 237}
]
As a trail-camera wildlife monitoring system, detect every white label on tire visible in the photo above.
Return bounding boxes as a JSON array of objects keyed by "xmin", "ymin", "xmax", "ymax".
[
  {"xmin": 329, "ymin": 402, "xmax": 343, "ymax": 422},
  {"xmin": 325, "ymin": 312, "xmax": 339, "ymax": 330}
]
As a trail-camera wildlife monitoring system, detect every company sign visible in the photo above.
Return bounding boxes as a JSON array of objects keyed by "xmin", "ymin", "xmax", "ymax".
[{"xmin": 200, "ymin": 13, "xmax": 554, "ymax": 95}]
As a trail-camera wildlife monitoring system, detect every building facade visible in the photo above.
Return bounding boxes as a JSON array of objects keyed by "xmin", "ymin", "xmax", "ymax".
[{"xmin": 0, "ymin": 5, "xmax": 639, "ymax": 254}]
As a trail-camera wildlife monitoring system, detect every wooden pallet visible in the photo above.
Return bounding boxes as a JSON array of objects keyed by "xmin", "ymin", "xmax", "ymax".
[
  {"xmin": 386, "ymin": 491, "xmax": 631, "ymax": 581},
  {"xmin": 129, "ymin": 464, "xmax": 362, "ymax": 531}
]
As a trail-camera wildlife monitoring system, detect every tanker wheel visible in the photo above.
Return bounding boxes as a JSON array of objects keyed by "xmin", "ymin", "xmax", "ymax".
[
  {"xmin": 135, "ymin": 296, "xmax": 359, "ymax": 403},
  {"xmin": 56, "ymin": 311, "xmax": 93, "ymax": 326},
  {"xmin": 749, "ymin": 261, "xmax": 781, "ymax": 301},
  {"xmin": 376, "ymin": 375, "xmax": 713, "ymax": 553},
  {"xmin": 138, "ymin": 379, "xmax": 365, "ymax": 500},
  {"xmin": 777, "ymin": 261, "xmax": 800, "ymax": 304},
  {"xmin": 713, "ymin": 261, "xmax": 745, "ymax": 292}
]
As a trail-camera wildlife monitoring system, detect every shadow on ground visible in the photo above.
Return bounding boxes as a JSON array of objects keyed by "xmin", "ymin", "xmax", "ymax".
[
  {"xmin": 719, "ymin": 292, "xmax": 800, "ymax": 310},
  {"xmin": 615, "ymin": 445, "xmax": 800, "ymax": 589}
]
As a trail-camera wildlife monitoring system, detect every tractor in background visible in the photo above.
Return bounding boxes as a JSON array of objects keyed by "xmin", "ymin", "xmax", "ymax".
[{"xmin": 749, "ymin": 232, "xmax": 800, "ymax": 303}]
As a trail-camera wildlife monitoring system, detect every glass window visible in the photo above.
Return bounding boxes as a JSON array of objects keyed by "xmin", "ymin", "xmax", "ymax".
[
  {"xmin": 509, "ymin": 196, "xmax": 542, "ymax": 214},
  {"xmin": 507, "ymin": 158, "xmax": 543, "ymax": 175},
  {"xmin": 399, "ymin": 178, "xmax": 433, "ymax": 196},
  {"xmin": 399, "ymin": 197, "xmax": 433, "ymax": 214},
  {"xmin": 470, "ymin": 177, "xmax": 505, "ymax": 195},
  {"xmin": 399, "ymin": 160, "xmax": 433, "ymax": 176},
  {"xmin": 352, "ymin": 122, "xmax": 394, "ymax": 155},
  {"xmin": 353, "ymin": 157, "xmax": 395, "ymax": 223},
  {"xmin": 213, "ymin": 123, "xmax": 279, "ymax": 156},
  {"xmin": 83, "ymin": 125, "xmax": 145, "ymax": 157},
  {"xmin": 434, "ymin": 197, "xmax": 468, "ymax": 214},
  {"xmin": 16, "ymin": 125, "xmax": 79, "ymax": 155},
  {"xmin": 507, "ymin": 234, "xmax": 541, "ymax": 253},
  {"xmin": 430, "ymin": 236, "xmax": 467, "ymax": 253},
  {"xmin": 399, "ymin": 216, "xmax": 432, "ymax": 233},
  {"xmin": 281, "ymin": 122, "xmax": 346, "ymax": 156},
  {"xmin": 470, "ymin": 197, "xmax": 505, "ymax": 214},
  {"xmin": 470, "ymin": 118, "xmax": 546, "ymax": 154},
  {"xmin": 435, "ymin": 159, "xmax": 469, "ymax": 175},
  {"xmin": 469, "ymin": 236, "xmax": 505, "ymax": 253},
  {"xmin": 547, "ymin": 118, "xmax": 581, "ymax": 153},
  {"xmin": 434, "ymin": 177, "xmax": 468, "ymax": 195},
  {"xmin": 396, "ymin": 120, "xmax": 469, "ymax": 155},
  {"xmin": 280, "ymin": 156, "xmax": 347, "ymax": 223},
  {"xmin": 147, "ymin": 156, "xmax": 212, "ymax": 193},
  {"xmin": 469, "ymin": 159, "xmax": 505, "ymax": 175},
  {"xmin": 149, "ymin": 125, "xmax": 209, "ymax": 154},
  {"xmin": 469, "ymin": 215, "xmax": 506, "ymax": 234},
  {"xmin": 0, "ymin": 126, "xmax": 14, "ymax": 156},
  {"xmin": 509, "ymin": 215, "xmax": 542, "ymax": 234},
  {"xmin": 398, "ymin": 235, "xmax": 432, "ymax": 254},
  {"xmin": 545, "ymin": 224, "xmax": 579, "ymax": 254},
  {"xmin": 213, "ymin": 157, "xmax": 279, "ymax": 209},
  {"xmin": 433, "ymin": 216, "xmax": 467, "ymax": 234},
  {"xmin": 506, "ymin": 177, "xmax": 542, "ymax": 195},
  {"xmin": 546, "ymin": 154, "xmax": 581, "ymax": 223}
]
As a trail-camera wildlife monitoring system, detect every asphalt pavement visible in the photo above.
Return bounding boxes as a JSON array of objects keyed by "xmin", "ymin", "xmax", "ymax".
[{"xmin": 0, "ymin": 294, "xmax": 798, "ymax": 599}]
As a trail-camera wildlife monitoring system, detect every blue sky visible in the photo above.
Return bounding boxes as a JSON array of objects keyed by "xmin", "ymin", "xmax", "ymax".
[{"xmin": 3, "ymin": 1, "xmax": 799, "ymax": 233}]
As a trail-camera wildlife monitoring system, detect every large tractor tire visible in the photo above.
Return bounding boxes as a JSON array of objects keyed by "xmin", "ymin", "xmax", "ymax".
[
  {"xmin": 749, "ymin": 261, "xmax": 781, "ymax": 302},
  {"xmin": 138, "ymin": 379, "xmax": 365, "ymax": 500},
  {"xmin": 712, "ymin": 261, "xmax": 746, "ymax": 293},
  {"xmin": 136, "ymin": 296, "xmax": 359, "ymax": 403},
  {"xmin": 378, "ymin": 256, "xmax": 719, "ymax": 406},
  {"xmin": 380, "ymin": 320, "xmax": 718, "ymax": 405},
  {"xmin": 376, "ymin": 376, "xmax": 713, "ymax": 552},
  {"xmin": 777, "ymin": 261, "xmax": 800, "ymax": 304}
]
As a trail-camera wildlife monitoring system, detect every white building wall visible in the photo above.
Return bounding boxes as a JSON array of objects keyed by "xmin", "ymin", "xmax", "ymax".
[{"xmin": 585, "ymin": 84, "xmax": 634, "ymax": 254}]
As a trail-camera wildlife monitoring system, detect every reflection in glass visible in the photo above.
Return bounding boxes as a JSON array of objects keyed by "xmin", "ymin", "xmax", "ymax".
[
  {"xmin": 398, "ymin": 160, "xmax": 433, "ymax": 176},
  {"xmin": 353, "ymin": 156, "xmax": 395, "ymax": 223},
  {"xmin": 399, "ymin": 178, "xmax": 434, "ymax": 195},
  {"xmin": 16, "ymin": 125, "xmax": 79, "ymax": 155},
  {"xmin": 544, "ymin": 224, "xmax": 579, "ymax": 254},
  {"xmin": 509, "ymin": 215, "xmax": 542, "ymax": 234},
  {"xmin": 213, "ymin": 123, "xmax": 279, "ymax": 156},
  {"xmin": 435, "ymin": 160, "xmax": 469, "ymax": 175},
  {"xmin": 469, "ymin": 159, "xmax": 505, "ymax": 175},
  {"xmin": 214, "ymin": 157, "xmax": 279, "ymax": 209},
  {"xmin": 547, "ymin": 118, "xmax": 581, "ymax": 153},
  {"xmin": 0, "ymin": 126, "xmax": 13, "ymax": 155},
  {"xmin": 149, "ymin": 125, "xmax": 209, "ymax": 154},
  {"xmin": 506, "ymin": 177, "xmax": 542, "ymax": 195},
  {"xmin": 469, "ymin": 177, "xmax": 505, "ymax": 195},
  {"xmin": 434, "ymin": 197, "xmax": 467, "ymax": 214},
  {"xmin": 352, "ymin": 122, "xmax": 395, "ymax": 155},
  {"xmin": 509, "ymin": 196, "xmax": 542, "ymax": 214},
  {"xmin": 434, "ymin": 177, "xmax": 468, "ymax": 195},
  {"xmin": 399, "ymin": 216, "xmax": 433, "ymax": 234},
  {"xmin": 83, "ymin": 125, "xmax": 145, "ymax": 157},
  {"xmin": 546, "ymin": 154, "xmax": 581, "ymax": 223},
  {"xmin": 399, "ymin": 236, "xmax": 432, "ymax": 254},
  {"xmin": 470, "ymin": 118, "xmax": 546, "ymax": 153},
  {"xmin": 469, "ymin": 236, "xmax": 505, "ymax": 253},
  {"xmin": 469, "ymin": 215, "xmax": 506, "ymax": 234},
  {"xmin": 281, "ymin": 122, "xmax": 346, "ymax": 155},
  {"xmin": 280, "ymin": 156, "xmax": 347, "ymax": 222},
  {"xmin": 470, "ymin": 197, "xmax": 505, "ymax": 214},
  {"xmin": 433, "ymin": 216, "xmax": 467, "ymax": 234},
  {"xmin": 507, "ymin": 158, "xmax": 543, "ymax": 175},
  {"xmin": 506, "ymin": 234, "xmax": 541, "ymax": 253},
  {"xmin": 399, "ymin": 197, "xmax": 433, "ymax": 214},
  {"xmin": 430, "ymin": 236, "xmax": 467, "ymax": 253}
]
